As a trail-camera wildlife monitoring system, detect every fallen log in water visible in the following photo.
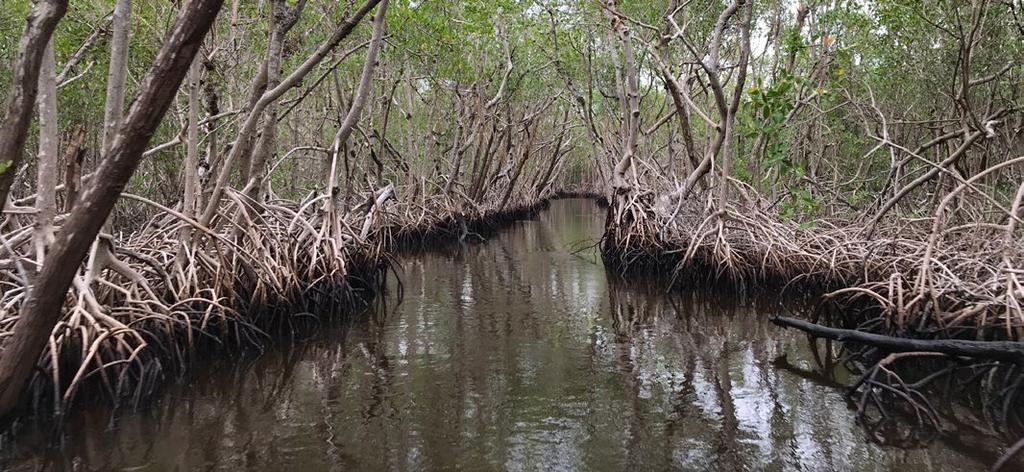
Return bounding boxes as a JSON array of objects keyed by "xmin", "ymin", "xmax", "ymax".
[
  {"xmin": 770, "ymin": 315, "xmax": 1024, "ymax": 364},
  {"xmin": 772, "ymin": 313, "xmax": 1024, "ymax": 469}
]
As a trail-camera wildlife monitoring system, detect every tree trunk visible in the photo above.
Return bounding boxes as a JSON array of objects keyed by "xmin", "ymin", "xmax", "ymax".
[
  {"xmin": 498, "ymin": 121, "xmax": 536, "ymax": 211},
  {"xmin": 34, "ymin": 39, "xmax": 59, "ymax": 265},
  {"xmin": 62, "ymin": 126, "xmax": 86, "ymax": 212},
  {"xmin": 605, "ymin": 0, "xmax": 640, "ymax": 194},
  {"xmin": 326, "ymin": 0, "xmax": 389, "ymax": 200},
  {"xmin": 717, "ymin": 0, "xmax": 752, "ymax": 209},
  {"xmin": 244, "ymin": 0, "xmax": 308, "ymax": 205},
  {"xmin": 199, "ymin": 0, "xmax": 384, "ymax": 228},
  {"xmin": 0, "ymin": 0, "xmax": 69, "ymax": 211},
  {"xmin": 0, "ymin": 0, "xmax": 224, "ymax": 420},
  {"xmin": 669, "ymin": 0, "xmax": 745, "ymax": 203},
  {"xmin": 178, "ymin": 53, "xmax": 202, "ymax": 268},
  {"xmin": 102, "ymin": 0, "xmax": 133, "ymax": 155}
]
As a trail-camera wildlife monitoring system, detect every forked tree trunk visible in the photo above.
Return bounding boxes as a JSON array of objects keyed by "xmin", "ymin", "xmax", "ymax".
[
  {"xmin": 0, "ymin": 0, "xmax": 225, "ymax": 420},
  {"xmin": 0, "ymin": 0, "xmax": 68, "ymax": 211},
  {"xmin": 669, "ymin": 0, "xmax": 746, "ymax": 203},
  {"xmin": 244, "ymin": 0, "xmax": 308, "ymax": 204}
]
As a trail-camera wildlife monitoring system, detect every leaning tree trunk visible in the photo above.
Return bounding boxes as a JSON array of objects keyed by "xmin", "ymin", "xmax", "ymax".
[
  {"xmin": 326, "ymin": 0, "xmax": 389, "ymax": 204},
  {"xmin": 0, "ymin": 0, "xmax": 68, "ymax": 211},
  {"xmin": 0, "ymin": 0, "xmax": 225, "ymax": 420},
  {"xmin": 324, "ymin": 0, "xmax": 388, "ymax": 251},
  {"xmin": 328, "ymin": 0, "xmax": 389, "ymax": 168}
]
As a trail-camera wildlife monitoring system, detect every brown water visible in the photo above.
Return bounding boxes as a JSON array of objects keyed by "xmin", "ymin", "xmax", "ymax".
[{"xmin": 0, "ymin": 199, "xmax": 998, "ymax": 470}]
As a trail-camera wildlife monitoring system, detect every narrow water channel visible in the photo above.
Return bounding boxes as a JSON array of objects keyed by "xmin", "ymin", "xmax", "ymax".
[{"xmin": 0, "ymin": 199, "xmax": 995, "ymax": 470}]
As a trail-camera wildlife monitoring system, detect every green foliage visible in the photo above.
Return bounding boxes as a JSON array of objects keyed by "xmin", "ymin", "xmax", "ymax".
[
  {"xmin": 745, "ymin": 76, "xmax": 795, "ymax": 182},
  {"xmin": 778, "ymin": 184, "xmax": 819, "ymax": 222},
  {"xmin": 3, "ymin": 0, "xmax": 1020, "ymax": 226}
]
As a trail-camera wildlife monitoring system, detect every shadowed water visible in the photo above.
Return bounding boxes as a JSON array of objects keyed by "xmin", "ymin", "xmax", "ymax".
[{"xmin": 0, "ymin": 199, "xmax": 996, "ymax": 470}]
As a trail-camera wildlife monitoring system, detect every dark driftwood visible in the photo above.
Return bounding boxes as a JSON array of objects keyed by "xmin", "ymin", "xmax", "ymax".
[{"xmin": 770, "ymin": 315, "xmax": 1024, "ymax": 364}]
